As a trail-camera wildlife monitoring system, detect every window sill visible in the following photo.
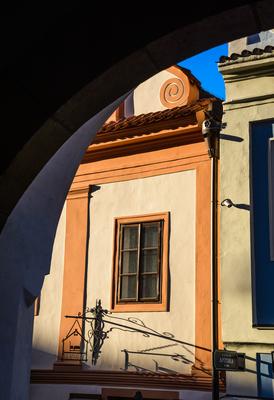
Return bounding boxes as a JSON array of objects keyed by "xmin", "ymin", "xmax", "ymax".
[{"xmin": 111, "ymin": 302, "xmax": 168, "ymax": 313}]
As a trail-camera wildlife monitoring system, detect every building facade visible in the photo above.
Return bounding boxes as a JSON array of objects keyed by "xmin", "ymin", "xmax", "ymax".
[
  {"xmin": 30, "ymin": 66, "xmax": 223, "ymax": 399},
  {"xmin": 218, "ymin": 31, "xmax": 274, "ymax": 399}
]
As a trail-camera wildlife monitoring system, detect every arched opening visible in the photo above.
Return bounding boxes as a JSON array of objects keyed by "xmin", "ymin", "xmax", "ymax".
[{"xmin": 1, "ymin": 3, "xmax": 274, "ymax": 399}]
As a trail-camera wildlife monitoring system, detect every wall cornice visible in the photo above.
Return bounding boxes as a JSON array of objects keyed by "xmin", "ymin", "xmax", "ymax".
[
  {"xmin": 69, "ymin": 141, "xmax": 208, "ymax": 193},
  {"xmin": 30, "ymin": 369, "xmax": 225, "ymax": 392},
  {"xmin": 67, "ymin": 187, "xmax": 90, "ymax": 200},
  {"xmin": 223, "ymin": 94, "xmax": 274, "ymax": 108},
  {"xmin": 219, "ymin": 54, "xmax": 274, "ymax": 76},
  {"xmin": 82, "ymin": 125, "xmax": 202, "ymax": 164}
]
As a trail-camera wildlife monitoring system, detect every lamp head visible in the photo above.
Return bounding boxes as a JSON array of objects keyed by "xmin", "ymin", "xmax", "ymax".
[
  {"xmin": 221, "ymin": 198, "xmax": 234, "ymax": 208},
  {"xmin": 202, "ymin": 118, "xmax": 221, "ymax": 158}
]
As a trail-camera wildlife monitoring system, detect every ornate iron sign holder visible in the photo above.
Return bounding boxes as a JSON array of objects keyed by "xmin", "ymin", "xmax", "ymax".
[{"xmin": 64, "ymin": 299, "xmax": 211, "ymax": 367}]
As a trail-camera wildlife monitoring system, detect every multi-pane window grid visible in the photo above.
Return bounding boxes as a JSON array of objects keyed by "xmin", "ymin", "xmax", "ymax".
[{"xmin": 118, "ymin": 221, "xmax": 162, "ymax": 302}]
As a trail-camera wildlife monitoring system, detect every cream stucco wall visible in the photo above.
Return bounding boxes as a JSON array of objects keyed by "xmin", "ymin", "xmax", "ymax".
[
  {"xmin": 220, "ymin": 58, "xmax": 274, "ymax": 344},
  {"xmin": 223, "ymin": 57, "xmax": 274, "ymax": 103},
  {"xmin": 229, "ymin": 29, "xmax": 274, "ymax": 55},
  {"xmin": 32, "ymin": 204, "xmax": 66, "ymax": 368},
  {"xmin": 86, "ymin": 170, "xmax": 196, "ymax": 374},
  {"xmin": 219, "ymin": 54, "xmax": 274, "ymax": 398},
  {"xmin": 133, "ymin": 70, "xmax": 176, "ymax": 115}
]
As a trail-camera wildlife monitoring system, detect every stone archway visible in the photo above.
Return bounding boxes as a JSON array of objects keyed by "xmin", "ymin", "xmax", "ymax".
[{"xmin": 0, "ymin": 2, "xmax": 274, "ymax": 399}]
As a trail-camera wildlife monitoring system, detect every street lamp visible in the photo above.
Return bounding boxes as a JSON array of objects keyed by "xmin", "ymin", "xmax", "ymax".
[{"xmin": 202, "ymin": 115, "xmax": 222, "ymax": 400}]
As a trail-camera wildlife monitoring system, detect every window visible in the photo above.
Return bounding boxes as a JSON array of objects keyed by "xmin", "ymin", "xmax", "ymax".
[
  {"xmin": 118, "ymin": 221, "xmax": 161, "ymax": 302},
  {"xmin": 112, "ymin": 213, "xmax": 169, "ymax": 312},
  {"xmin": 250, "ymin": 120, "xmax": 274, "ymax": 327},
  {"xmin": 268, "ymin": 133, "xmax": 274, "ymax": 260}
]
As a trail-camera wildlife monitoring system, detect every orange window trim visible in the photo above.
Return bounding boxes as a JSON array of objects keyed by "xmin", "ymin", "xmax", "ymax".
[{"xmin": 111, "ymin": 212, "xmax": 169, "ymax": 312}]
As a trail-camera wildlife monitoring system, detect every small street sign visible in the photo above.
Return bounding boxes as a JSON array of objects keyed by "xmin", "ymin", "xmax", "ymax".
[{"xmin": 214, "ymin": 350, "xmax": 246, "ymax": 371}]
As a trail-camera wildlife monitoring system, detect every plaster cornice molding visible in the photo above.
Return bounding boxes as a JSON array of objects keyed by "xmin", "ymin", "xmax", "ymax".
[
  {"xmin": 218, "ymin": 54, "xmax": 274, "ymax": 77},
  {"xmin": 222, "ymin": 94, "xmax": 274, "ymax": 111},
  {"xmin": 67, "ymin": 186, "xmax": 90, "ymax": 200}
]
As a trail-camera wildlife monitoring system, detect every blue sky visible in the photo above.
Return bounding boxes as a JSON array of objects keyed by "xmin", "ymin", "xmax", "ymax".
[{"xmin": 178, "ymin": 43, "xmax": 228, "ymax": 100}]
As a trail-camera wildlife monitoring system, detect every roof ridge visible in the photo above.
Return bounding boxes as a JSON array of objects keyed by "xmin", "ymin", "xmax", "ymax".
[
  {"xmin": 218, "ymin": 45, "xmax": 274, "ymax": 64},
  {"xmin": 98, "ymin": 98, "xmax": 217, "ymax": 135}
]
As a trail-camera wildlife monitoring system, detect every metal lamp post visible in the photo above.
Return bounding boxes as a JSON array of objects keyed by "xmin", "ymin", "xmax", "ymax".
[{"xmin": 202, "ymin": 115, "xmax": 222, "ymax": 400}]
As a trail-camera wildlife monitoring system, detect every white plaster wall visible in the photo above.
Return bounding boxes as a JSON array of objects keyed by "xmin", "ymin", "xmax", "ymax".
[
  {"xmin": 220, "ymin": 92, "xmax": 274, "ymax": 344},
  {"xmin": 229, "ymin": 29, "xmax": 274, "ymax": 55},
  {"xmin": 31, "ymin": 204, "xmax": 66, "ymax": 368},
  {"xmin": 30, "ymin": 384, "xmax": 212, "ymax": 400},
  {"xmin": 30, "ymin": 384, "xmax": 101, "ymax": 400},
  {"xmin": 133, "ymin": 70, "xmax": 176, "ymax": 115},
  {"xmin": 228, "ymin": 37, "xmax": 247, "ymax": 55},
  {"xmin": 86, "ymin": 170, "xmax": 196, "ymax": 374},
  {"xmin": 180, "ymin": 390, "xmax": 213, "ymax": 400}
]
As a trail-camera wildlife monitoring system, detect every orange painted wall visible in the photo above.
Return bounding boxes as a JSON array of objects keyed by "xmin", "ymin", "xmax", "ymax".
[{"xmin": 57, "ymin": 188, "xmax": 89, "ymax": 361}]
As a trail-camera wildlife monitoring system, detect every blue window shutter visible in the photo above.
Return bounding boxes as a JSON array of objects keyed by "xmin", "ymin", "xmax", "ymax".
[
  {"xmin": 251, "ymin": 120, "xmax": 274, "ymax": 326},
  {"xmin": 256, "ymin": 353, "xmax": 273, "ymax": 398}
]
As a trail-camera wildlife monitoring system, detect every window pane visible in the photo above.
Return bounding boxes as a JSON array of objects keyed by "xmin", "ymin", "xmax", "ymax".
[
  {"xmin": 141, "ymin": 223, "xmax": 159, "ymax": 248},
  {"xmin": 120, "ymin": 275, "xmax": 137, "ymax": 299},
  {"xmin": 141, "ymin": 249, "xmax": 158, "ymax": 272},
  {"xmin": 121, "ymin": 250, "xmax": 138, "ymax": 273},
  {"xmin": 122, "ymin": 225, "xmax": 138, "ymax": 249},
  {"xmin": 140, "ymin": 275, "xmax": 158, "ymax": 299}
]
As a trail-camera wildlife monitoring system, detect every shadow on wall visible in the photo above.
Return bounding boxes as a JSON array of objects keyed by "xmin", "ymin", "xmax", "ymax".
[
  {"xmin": 120, "ymin": 344, "xmax": 210, "ymax": 376},
  {"xmin": 32, "ymin": 321, "xmax": 274, "ymax": 398},
  {"xmin": 82, "ymin": 311, "xmax": 213, "ymax": 376},
  {"xmin": 31, "ymin": 348, "xmax": 58, "ymax": 369}
]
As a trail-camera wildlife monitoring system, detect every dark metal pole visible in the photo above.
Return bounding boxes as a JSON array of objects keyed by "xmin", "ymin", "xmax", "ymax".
[
  {"xmin": 211, "ymin": 142, "xmax": 219, "ymax": 400},
  {"xmin": 202, "ymin": 116, "xmax": 221, "ymax": 400}
]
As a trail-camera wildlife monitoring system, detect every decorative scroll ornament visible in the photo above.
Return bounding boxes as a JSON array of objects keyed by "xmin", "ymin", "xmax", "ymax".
[
  {"xmin": 160, "ymin": 76, "xmax": 189, "ymax": 108},
  {"xmin": 87, "ymin": 299, "xmax": 109, "ymax": 365}
]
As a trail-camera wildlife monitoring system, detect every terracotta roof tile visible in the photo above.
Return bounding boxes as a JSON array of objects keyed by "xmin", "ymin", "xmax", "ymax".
[
  {"xmin": 98, "ymin": 98, "xmax": 217, "ymax": 134},
  {"xmin": 218, "ymin": 45, "xmax": 274, "ymax": 64}
]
